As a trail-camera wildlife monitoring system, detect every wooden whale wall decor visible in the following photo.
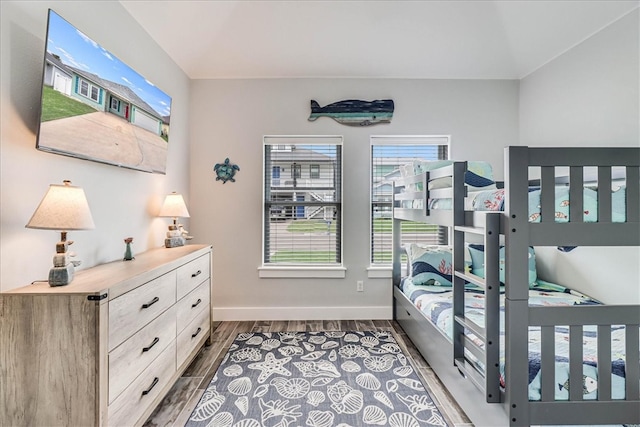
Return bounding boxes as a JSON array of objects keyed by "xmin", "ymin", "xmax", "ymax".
[{"xmin": 308, "ymin": 99, "xmax": 394, "ymax": 126}]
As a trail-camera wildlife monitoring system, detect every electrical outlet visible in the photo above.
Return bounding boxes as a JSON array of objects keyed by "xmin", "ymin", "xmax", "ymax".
[{"xmin": 356, "ymin": 280, "xmax": 364, "ymax": 292}]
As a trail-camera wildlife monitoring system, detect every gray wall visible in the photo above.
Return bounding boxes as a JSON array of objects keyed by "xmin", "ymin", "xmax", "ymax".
[
  {"xmin": 520, "ymin": 9, "xmax": 640, "ymax": 304},
  {"xmin": 0, "ymin": 1, "xmax": 191, "ymax": 291},
  {"xmin": 189, "ymin": 78, "xmax": 519, "ymax": 320},
  {"xmin": 2, "ymin": 1, "xmax": 634, "ymax": 308}
]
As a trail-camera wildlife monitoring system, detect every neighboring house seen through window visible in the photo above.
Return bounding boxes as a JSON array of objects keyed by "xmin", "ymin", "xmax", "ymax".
[
  {"xmin": 370, "ymin": 135, "xmax": 449, "ymax": 265},
  {"xmin": 263, "ymin": 136, "xmax": 343, "ymax": 265}
]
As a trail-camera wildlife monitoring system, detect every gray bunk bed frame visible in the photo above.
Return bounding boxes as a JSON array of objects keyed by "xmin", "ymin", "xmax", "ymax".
[{"xmin": 392, "ymin": 146, "xmax": 640, "ymax": 426}]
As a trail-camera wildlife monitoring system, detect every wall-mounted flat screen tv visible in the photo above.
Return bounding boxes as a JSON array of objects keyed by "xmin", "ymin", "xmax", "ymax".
[{"xmin": 37, "ymin": 9, "xmax": 172, "ymax": 174}]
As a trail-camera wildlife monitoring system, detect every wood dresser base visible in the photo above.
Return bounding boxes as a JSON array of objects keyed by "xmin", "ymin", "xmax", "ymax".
[{"xmin": 0, "ymin": 244, "xmax": 213, "ymax": 427}]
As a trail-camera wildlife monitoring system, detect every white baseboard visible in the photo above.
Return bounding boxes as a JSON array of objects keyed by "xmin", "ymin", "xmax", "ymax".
[{"xmin": 212, "ymin": 306, "xmax": 392, "ymax": 321}]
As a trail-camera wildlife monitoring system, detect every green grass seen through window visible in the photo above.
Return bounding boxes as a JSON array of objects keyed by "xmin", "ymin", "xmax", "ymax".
[
  {"xmin": 373, "ymin": 218, "xmax": 438, "ymax": 233},
  {"xmin": 284, "ymin": 219, "xmax": 437, "ymax": 234},
  {"xmin": 270, "ymin": 250, "xmax": 337, "ymax": 263},
  {"xmin": 371, "ymin": 252, "xmax": 409, "ymax": 264},
  {"xmin": 286, "ymin": 220, "xmax": 337, "ymax": 233}
]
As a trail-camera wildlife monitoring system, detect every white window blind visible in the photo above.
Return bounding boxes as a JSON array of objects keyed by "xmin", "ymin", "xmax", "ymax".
[
  {"xmin": 371, "ymin": 136, "xmax": 449, "ymax": 265},
  {"xmin": 263, "ymin": 136, "xmax": 343, "ymax": 265}
]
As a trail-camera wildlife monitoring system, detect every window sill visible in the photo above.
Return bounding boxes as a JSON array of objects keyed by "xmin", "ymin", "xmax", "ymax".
[
  {"xmin": 367, "ymin": 266, "xmax": 392, "ymax": 279},
  {"xmin": 258, "ymin": 266, "xmax": 347, "ymax": 279}
]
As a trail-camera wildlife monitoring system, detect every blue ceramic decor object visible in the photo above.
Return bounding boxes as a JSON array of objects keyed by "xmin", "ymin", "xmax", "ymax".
[
  {"xmin": 123, "ymin": 237, "xmax": 134, "ymax": 261},
  {"xmin": 214, "ymin": 158, "xmax": 240, "ymax": 183}
]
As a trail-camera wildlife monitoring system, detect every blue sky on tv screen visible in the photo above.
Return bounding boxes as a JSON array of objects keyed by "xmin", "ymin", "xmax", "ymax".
[{"xmin": 45, "ymin": 10, "xmax": 172, "ymax": 118}]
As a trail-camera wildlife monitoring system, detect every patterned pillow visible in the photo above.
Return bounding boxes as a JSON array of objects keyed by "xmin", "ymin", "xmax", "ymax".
[
  {"xmin": 467, "ymin": 244, "xmax": 537, "ymax": 287},
  {"xmin": 406, "ymin": 244, "xmax": 453, "ymax": 287}
]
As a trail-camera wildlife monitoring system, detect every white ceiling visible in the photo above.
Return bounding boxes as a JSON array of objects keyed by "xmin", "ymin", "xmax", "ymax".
[{"xmin": 121, "ymin": 1, "xmax": 639, "ymax": 80}]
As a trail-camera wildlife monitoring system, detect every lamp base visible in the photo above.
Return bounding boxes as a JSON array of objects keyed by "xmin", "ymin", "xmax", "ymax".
[
  {"xmin": 49, "ymin": 263, "xmax": 75, "ymax": 286},
  {"xmin": 165, "ymin": 236, "xmax": 185, "ymax": 248}
]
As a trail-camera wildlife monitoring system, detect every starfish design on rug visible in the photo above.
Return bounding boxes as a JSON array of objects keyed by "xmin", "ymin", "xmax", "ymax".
[
  {"xmin": 248, "ymin": 352, "xmax": 292, "ymax": 383},
  {"xmin": 186, "ymin": 331, "xmax": 449, "ymax": 427}
]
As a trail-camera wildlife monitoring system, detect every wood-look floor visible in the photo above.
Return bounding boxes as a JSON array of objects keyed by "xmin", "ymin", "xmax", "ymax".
[{"xmin": 143, "ymin": 320, "xmax": 472, "ymax": 427}]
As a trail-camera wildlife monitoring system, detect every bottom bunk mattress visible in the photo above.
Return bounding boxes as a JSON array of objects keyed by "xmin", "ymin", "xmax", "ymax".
[{"xmin": 399, "ymin": 277, "xmax": 634, "ymax": 401}]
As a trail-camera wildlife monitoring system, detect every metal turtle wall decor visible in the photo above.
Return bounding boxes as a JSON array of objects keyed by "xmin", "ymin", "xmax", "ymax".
[
  {"xmin": 308, "ymin": 99, "xmax": 394, "ymax": 126},
  {"xmin": 214, "ymin": 158, "xmax": 240, "ymax": 183}
]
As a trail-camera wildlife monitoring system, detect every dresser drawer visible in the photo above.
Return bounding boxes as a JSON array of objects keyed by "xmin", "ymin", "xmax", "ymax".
[
  {"xmin": 109, "ymin": 271, "xmax": 176, "ymax": 351},
  {"xmin": 176, "ymin": 254, "xmax": 210, "ymax": 300},
  {"xmin": 176, "ymin": 281, "xmax": 210, "ymax": 333},
  {"xmin": 108, "ymin": 306, "xmax": 176, "ymax": 403},
  {"xmin": 108, "ymin": 341, "xmax": 176, "ymax": 427},
  {"xmin": 177, "ymin": 305, "xmax": 210, "ymax": 368}
]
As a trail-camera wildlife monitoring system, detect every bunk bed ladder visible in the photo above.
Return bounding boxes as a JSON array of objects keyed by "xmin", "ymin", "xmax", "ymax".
[{"xmin": 451, "ymin": 161, "xmax": 501, "ymax": 403}]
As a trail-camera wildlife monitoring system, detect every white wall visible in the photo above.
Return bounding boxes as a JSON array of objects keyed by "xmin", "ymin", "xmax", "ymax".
[
  {"xmin": 520, "ymin": 9, "xmax": 640, "ymax": 304},
  {"xmin": 0, "ymin": 1, "xmax": 191, "ymax": 291},
  {"xmin": 189, "ymin": 78, "xmax": 519, "ymax": 320}
]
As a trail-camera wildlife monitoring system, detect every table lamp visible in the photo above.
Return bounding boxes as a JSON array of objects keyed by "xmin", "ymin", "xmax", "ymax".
[
  {"xmin": 159, "ymin": 192, "xmax": 190, "ymax": 248},
  {"xmin": 25, "ymin": 180, "xmax": 95, "ymax": 286}
]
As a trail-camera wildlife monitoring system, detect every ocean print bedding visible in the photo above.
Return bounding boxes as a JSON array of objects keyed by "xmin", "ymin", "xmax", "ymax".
[
  {"xmin": 427, "ymin": 186, "xmax": 628, "ymax": 223},
  {"xmin": 399, "ymin": 277, "xmax": 636, "ymax": 401}
]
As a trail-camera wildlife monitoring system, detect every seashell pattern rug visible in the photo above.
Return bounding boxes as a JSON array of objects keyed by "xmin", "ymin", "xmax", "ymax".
[{"xmin": 186, "ymin": 331, "xmax": 448, "ymax": 427}]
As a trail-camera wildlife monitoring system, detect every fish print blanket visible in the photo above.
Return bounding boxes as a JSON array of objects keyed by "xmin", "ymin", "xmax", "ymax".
[{"xmin": 400, "ymin": 277, "xmax": 636, "ymax": 401}]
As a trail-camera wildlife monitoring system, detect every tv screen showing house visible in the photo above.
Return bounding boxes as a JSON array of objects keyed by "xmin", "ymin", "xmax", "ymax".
[{"xmin": 37, "ymin": 9, "xmax": 172, "ymax": 174}]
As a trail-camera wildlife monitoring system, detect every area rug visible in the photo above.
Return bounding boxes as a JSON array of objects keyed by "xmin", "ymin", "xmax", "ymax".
[{"xmin": 186, "ymin": 331, "xmax": 448, "ymax": 426}]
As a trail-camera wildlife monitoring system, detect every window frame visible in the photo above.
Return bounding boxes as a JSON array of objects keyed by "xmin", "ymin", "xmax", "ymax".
[
  {"xmin": 292, "ymin": 163, "xmax": 302, "ymax": 179},
  {"xmin": 78, "ymin": 78, "xmax": 100, "ymax": 102},
  {"xmin": 368, "ymin": 135, "xmax": 451, "ymax": 277},
  {"xmin": 309, "ymin": 164, "xmax": 320, "ymax": 179},
  {"xmin": 79, "ymin": 80, "xmax": 89, "ymax": 97},
  {"xmin": 260, "ymin": 135, "xmax": 345, "ymax": 278},
  {"xmin": 90, "ymin": 86, "xmax": 99, "ymax": 102}
]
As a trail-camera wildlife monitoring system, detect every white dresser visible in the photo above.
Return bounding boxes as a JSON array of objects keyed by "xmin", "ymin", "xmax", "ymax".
[{"xmin": 0, "ymin": 244, "xmax": 212, "ymax": 427}]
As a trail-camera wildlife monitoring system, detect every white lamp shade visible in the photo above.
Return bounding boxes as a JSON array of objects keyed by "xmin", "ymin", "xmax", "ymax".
[
  {"xmin": 25, "ymin": 181, "xmax": 95, "ymax": 231},
  {"xmin": 159, "ymin": 192, "xmax": 190, "ymax": 218}
]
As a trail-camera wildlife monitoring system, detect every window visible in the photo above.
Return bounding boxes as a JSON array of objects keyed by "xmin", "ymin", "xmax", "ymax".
[
  {"xmin": 110, "ymin": 97, "xmax": 120, "ymax": 110},
  {"xmin": 292, "ymin": 164, "xmax": 302, "ymax": 179},
  {"xmin": 78, "ymin": 78, "xmax": 100, "ymax": 102},
  {"xmin": 370, "ymin": 136, "xmax": 449, "ymax": 266},
  {"xmin": 263, "ymin": 136, "xmax": 342, "ymax": 266},
  {"xmin": 90, "ymin": 86, "xmax": 99, "ymax": 102},
  {"xmin": 79, "ymin": 80, "xmax": 89, "ymax": 97},
  {"xmin": 310, "ymin": 164, "xmax": 320, "ymax": 179}
]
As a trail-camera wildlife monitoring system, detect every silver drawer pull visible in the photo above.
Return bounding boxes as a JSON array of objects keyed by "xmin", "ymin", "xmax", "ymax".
[
  {"xmin": 141, "ymin": 296, "xmax": 159, "ymax": 309},
  {"xmin": 141, "ymin": 377, "xmax": 159, "ymax": 396},
  {"xmin": 142, "ymin": 337, "xmax": 160, "ymax": 353},
  {"xmin": 191, "ymin": 298, "xmax": 202, "ymax": 308},
  {"xmin": 192, "ymin": 327, "xmax": 202, "ymax": 338},
  {"xmin": 191, "ymin": 270, "xmax": 202, "ymax": 278}
]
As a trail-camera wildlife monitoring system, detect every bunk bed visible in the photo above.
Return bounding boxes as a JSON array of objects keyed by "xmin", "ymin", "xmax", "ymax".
[{"xmin": 391, "ymin": 146, "xmax": 640, "ymax": 426}]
